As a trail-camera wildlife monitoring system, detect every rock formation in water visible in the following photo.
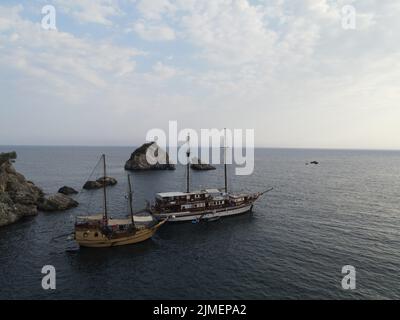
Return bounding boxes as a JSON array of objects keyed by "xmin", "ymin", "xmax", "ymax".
[
  {"xmin": 124, "ymin": 142, "xmax": 176, "ymax": 171},
  {"xmin": 0, "ymin": 152, "xmax": 44, "ymax": 226},
  {"xmin": 38, "ymin": 193, "xmax": 79, "ymax": 212},
  {"xmin": 83, "ymin": 176, "xmax": 118, "ymax": 190},
  {"xmin": 190, "ymin": 157, "xmax": 216, "ymax": 171},
  {"xmin": 0, "ymin": 152, "xmax": 80, "ymax": 226},
  {"xmin": 58, "ymin": 186, "xmax": 78, "ymax": 195}
]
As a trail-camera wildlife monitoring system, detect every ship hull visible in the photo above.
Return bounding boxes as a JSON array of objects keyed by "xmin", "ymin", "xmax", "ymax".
[
  {"xmin": 75, "ymin": 220, "xmax": 165, "ymax": 248},
  {"xmin": 153, "ymin": 203, "xmax": 254, "ymax": 222}
]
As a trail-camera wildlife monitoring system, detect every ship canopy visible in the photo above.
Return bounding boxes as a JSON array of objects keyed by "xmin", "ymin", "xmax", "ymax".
[
  {"xmin": 77, "ymin": 214, "xmax": 154, "ymax": 225},
  {"xmin": 156, "ymin": 188, "xmax": 225, "ymax": 199}
]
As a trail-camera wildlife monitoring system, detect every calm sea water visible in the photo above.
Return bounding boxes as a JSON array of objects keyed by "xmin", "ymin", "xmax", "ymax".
[{"xmin": 0, "ymin": 146, "xmax": 399, "ymax": 300}]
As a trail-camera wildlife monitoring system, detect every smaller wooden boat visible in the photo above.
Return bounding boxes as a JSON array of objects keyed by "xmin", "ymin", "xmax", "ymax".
[{"xmin": 74, "ymin": 155, "xmax": 167, "ymax": 248}]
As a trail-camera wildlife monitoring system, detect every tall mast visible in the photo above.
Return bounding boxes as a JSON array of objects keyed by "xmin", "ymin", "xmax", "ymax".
[
  {"xmin": 127, "ymin": 174, "xmax": 135, "ymax": 225},
  {"xmin": 224, "ymin": 128, "xmax": 228, "ymax": 193},
  {"xmin": 186, "ymin": 133, "xmax": 190, "ymax": 193},
  {"xmin": 102, "ymin": 154, "xmax": 108, "ymax": 225}
]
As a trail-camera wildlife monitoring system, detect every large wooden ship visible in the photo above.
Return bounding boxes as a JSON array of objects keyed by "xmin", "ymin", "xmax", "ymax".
[
  {"xmin": 74, "ymin": 155, "xmax": 167, "ymax": 247},
  {"xmin": 150, "ymin": 131, "xmax": 273, "ymax": 222}
]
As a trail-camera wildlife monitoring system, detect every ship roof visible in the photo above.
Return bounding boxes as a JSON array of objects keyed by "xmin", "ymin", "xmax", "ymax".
[
  {"xmin": 77, "ymin": 214, "xmax": 153, "ymax": 224},
  {"xmin": 156, "ymin": 188, "xmax": 223, "ymax": 198},
  {"xmin": 156, "ymin": 191, "xmax": 188, "ymax": 197},
  {"xmin": 204, "ymin": 188, "xmax": 221, "ymax": 193}
]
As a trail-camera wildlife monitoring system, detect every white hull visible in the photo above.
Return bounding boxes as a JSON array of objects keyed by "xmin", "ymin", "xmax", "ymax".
[{"xmin": 153, "ymin": 203, "xmax": 254, "ymax": 222}]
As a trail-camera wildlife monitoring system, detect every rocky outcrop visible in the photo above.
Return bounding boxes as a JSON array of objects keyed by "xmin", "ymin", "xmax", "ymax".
[
  {"xmin": 83, "ymin": 176, "xmax": 117, "ymax": 190},
  {"xmin": 124, "ymin": 142, "xmax": 176, "ymax": 171},
  {"xmin": 83, "ymin": 181, "xmax": 101, "ymax": 190},
  {"xmin": 190, "ymin": 157, "xmax": 216, "ymax": 171},
  {"xmin": 0, "ymin": 152, "xmax": 44, "ymax": 227},
  {"xmin": 0, "ymin": 151, "xmax": 16, "ymax": 166},
  {"xmin": 58, "ymin": 186, "xmax": 78, "ymax": 195},
  {"xmin": 0, "ymin": 152, "xmax": 81, "ymax": 226},
  {"xmin": 38, "ymin": 193, "xmax": 79, "ymax": 212}
]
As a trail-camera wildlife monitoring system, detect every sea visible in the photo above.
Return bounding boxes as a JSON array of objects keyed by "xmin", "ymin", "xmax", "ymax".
[{"xmin": 0, "ymin": 146, "xmax": 399, "ymax": 299}]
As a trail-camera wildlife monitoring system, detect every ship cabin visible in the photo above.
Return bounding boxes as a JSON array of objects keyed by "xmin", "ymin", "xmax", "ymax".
[
  {"xmin": 154, "ymin": 189, "xmax": 228, "ymax": 212},
  {"xmin": 229, "ymin": 194, "xmax": 246, "ymax": 204}
]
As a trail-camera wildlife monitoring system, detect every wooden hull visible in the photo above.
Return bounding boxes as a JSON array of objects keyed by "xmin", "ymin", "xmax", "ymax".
[{"xmin": 75, "ymin": 220, "xmax": 166, "ymax": 248}]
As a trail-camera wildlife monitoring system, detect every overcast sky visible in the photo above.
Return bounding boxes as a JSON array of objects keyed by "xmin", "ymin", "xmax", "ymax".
[{"xmin": 0, "ymin": 0, "xmax": 399, "ymax": 149}]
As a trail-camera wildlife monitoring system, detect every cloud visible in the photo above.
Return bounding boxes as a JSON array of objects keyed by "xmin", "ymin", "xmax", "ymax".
[
  {"xmin": 151, "ymin": 61, "xmax": 177, "ymax": 79},
  {"xmin": 136, "ymin": 0, "xmax": 176, "ymax": 20},
  {"xmin": 0, "ymin": 5, "xmax": 140, "ymax": 100},
  {"xmin": 132, "ymin": 21, "xmax": 176, "ymax": 41},
  {"xmin": 179, "ymin": 0, "xmax": 277, "ymax": 66},
  {"xmin": 1, "ymin": 1, "xmax": 400, "ymax": 148},
  {"xmin": 55, "ymin": 0, "xmax": 122, "ymax": 25}
]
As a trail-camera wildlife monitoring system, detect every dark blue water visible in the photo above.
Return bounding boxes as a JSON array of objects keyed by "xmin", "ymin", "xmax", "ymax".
[{"xmin": 0, "ymin": 146, "xmax": 399, "ymax": 299}]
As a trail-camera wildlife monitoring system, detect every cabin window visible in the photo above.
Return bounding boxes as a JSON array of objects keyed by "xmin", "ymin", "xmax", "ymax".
[{"xmin": 94, "ymin": 232, "xmax": 99, "ymax": 237}]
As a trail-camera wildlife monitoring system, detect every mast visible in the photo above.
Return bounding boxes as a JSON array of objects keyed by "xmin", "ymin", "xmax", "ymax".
[
  {"xmin": 102, "ymin": 154, "xmax": 108, "ymax": 225},
  {"xmin": 224, "ymin": 128, "xmax": 228, "ymax": 193},
  {"xmin": 186, "ymin": 133, "xmax": 190, "ymax": 193},
  {"xmin": 127, "ymin": 174, "xmax": 135, "ymax": 225}
]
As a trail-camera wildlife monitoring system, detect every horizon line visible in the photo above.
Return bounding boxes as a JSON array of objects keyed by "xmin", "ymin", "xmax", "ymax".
[{"xmin": 1, "ymin": 144, "xmax": 400, "ymax": 152}]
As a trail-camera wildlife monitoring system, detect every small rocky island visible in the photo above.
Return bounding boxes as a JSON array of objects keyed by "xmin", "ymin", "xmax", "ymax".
[
  {"xmin": 38, "ymin": 193, "xmax": 78, "ymax": 212},
  {"xmin": 124, "ymin": 142, "xmax": 176, "ymax": 171},
  {"xmin": 83, "ymin": 176, "xmax": 118, "ymax": 190},
  {"xmin": 190, "ymin": 157, "xmax": 216, "ymax": 171},
  {"xmin": 0, "ymin": 152, "xmax": 78, "ymax": 227},
  {"xmin": 58, "ymin": 186, "xmax": 78, "ymax": 195}
]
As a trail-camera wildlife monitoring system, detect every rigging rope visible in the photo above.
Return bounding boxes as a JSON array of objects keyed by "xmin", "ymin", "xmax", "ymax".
[{"xmin": 68, "ymin": 155, "xmax": 104, "ymax": 223}]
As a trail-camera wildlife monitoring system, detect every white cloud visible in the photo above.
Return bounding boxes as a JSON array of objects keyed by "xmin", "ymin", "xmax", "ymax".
[
  {"xmin": 152, "ymin": 61, "xmax": 177, "ymax": 79},
  {"xmin": 136, "ymin": 0, "xmax": 176, "ymax": 20},
  {"xmin": 132, "ymin": 21, "xmax": 176, "ymax": 41},
  {"xmin": 180, "ymin": 0, "xmax": 277, "ymax": 66},
  {"xmin": 0, "ymin": 5, "xmax": 140, "ymax": 98},
  {"xmin": 305, "ymin": 0, "xmax": 340, "ymax": 19},
  {"xmin": 1, "ymin": 1, "xmax": 400, "ymax": 148},
  {"xmin": 0, "ymin": 4, "xmax": 23, "ymax": 31},
  {"xmin": 55, "ymin": 0, "xmax": 122, "ymax": 25}
]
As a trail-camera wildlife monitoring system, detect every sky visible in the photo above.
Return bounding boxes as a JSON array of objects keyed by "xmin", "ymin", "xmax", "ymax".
[{"xmin": 0, "ymin": 0, "xmax": 399, "ymax": 149}]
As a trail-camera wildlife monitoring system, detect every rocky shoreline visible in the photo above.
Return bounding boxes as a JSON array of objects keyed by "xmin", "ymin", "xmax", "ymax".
[{"xmin": 0, "ymin": 152, "xmax": 78, "ymax": 227}]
